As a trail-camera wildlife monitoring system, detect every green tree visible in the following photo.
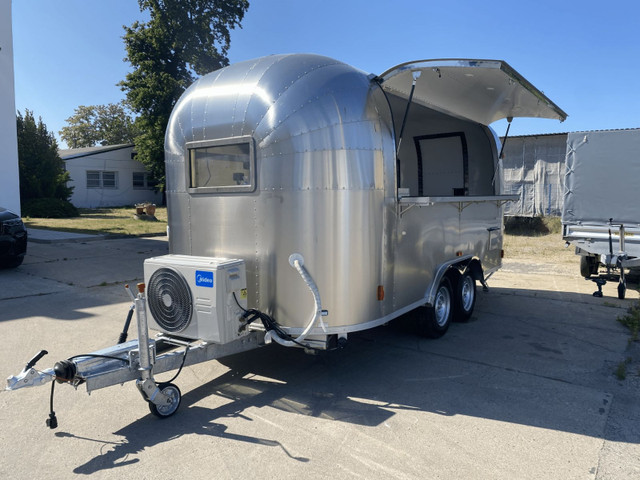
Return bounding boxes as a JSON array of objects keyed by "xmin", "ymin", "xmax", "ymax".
[
  {"xmin": 121, "ymin": 0, "xmax": 249, "ymax": 188},
  {"xmin": 59, "ymin": 102, "xmax": 138, "ymax": 148},
  {"xmin": 17, "ymin": 110, "xmax": 73, "ymax": 202}
]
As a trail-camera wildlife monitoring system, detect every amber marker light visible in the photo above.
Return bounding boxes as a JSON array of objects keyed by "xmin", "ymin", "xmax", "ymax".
[{"xmin": 377, "ymin": 285, "xmax": 385, "ymax": 301}]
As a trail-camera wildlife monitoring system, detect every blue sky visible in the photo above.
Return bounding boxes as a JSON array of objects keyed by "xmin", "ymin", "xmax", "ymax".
[{"xmin": 11, "ymin": 0, "xmax": 640, "ymax": 147}]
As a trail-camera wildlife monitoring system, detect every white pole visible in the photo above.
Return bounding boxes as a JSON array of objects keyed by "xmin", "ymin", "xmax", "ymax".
[{"xmin": 0, "ymin": 0, "xmax": 21, "ymax": 215}]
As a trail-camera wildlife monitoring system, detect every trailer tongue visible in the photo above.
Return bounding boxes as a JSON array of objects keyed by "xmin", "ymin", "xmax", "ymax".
[{"xmin": 6, "ymin": 282, "xmax": 264, "ymax": 425}]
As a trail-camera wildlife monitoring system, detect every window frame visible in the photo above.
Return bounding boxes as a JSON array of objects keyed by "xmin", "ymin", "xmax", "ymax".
[
  {"xmin": 132, "ymin": 172, "xmax": 146, "ymax": 189},
  {"xmin": 413, "ymin": 132, "xmax": 469, "ymax": 197},
  {"xmin": 132, "ymin": 171, "xmax": 156, "ymax": 190},
  {"xmin": 185, "ymin": 136, "xmax": 256, "ymax": 194},
  {"xmin": 87, "ymin": 170, "xmax": 118, "ymax": 189},
  {"xmin": 101, "ymin": 171, "xmax": 118, "ymax": 189},
  {"xmin": 86, "ymin": 171, "xmax": 101, "ymax": 188}
]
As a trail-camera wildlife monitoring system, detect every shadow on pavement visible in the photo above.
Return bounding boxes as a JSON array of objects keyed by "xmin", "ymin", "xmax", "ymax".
[{"xmin": 65, "ymin": 292, "xmax": 639, "ymax": 475}]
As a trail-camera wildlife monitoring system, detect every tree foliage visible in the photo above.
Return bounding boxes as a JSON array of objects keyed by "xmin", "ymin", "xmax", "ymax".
[
  {"xmin": 121, "ymin": 0, "xmax": 250, "ymax": 187},
  {"xmin": 59, "ymin": 102, "xmax": 138, "ymax": 148},
  {"xmin": 17, "ymin": 110, "xmax": 73, "ymax": 202}
]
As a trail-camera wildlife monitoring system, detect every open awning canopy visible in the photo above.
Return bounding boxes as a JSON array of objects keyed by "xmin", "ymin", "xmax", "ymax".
[{"xmin": 378, "ymin": 59, "xmax": 567, "ymax": 126}]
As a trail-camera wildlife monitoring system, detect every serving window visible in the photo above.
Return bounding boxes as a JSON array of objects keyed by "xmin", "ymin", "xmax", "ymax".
[
  {"xmin": 414, "ymin": 132, "xmax": 468, "ymax": 197},
  {"xmin": 186, "ymin": 136, "xmax": 255, "ymax": 194}
]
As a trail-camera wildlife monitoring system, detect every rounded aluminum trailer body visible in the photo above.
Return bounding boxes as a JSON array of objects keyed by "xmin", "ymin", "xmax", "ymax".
[
  {"xmin": 164, "ymin": 54, "xmax": 566, "ymax": 333},
  {"xmin": 165, "ymin": 54, "xmax": 395, "ymax": 330}
]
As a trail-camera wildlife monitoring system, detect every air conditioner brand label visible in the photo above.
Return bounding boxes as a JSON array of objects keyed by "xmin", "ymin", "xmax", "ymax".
[{"xmin": 195, "ymin": 270, "xmax": 214, "ymax": 288}]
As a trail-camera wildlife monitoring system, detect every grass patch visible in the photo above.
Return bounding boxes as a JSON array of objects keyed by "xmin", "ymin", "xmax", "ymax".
[
  {"xmin": 618, "ymin": 300, "xmax": 640, "ymax": 342},
  {"xmin": 23, "ymin": 206, "xmax": 168, "ymax": 237},
  {"xmin": 614, "ymin": 358, "xmax": 632, "ymax": 380}
]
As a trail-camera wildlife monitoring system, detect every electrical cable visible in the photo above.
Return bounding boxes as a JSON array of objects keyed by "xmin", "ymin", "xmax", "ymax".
[
  {"xmin": 232, "ymin": 292, "xmax": 340, "ymax": 352},
  {"xmin": 46, "ymin": 381, "xmax": 57, "ymax": 429},
  {"xmin": 160, "ymin": 345, "xmax": 190, "ymax": 385},
  {"xmin": 44, "ymin": 353, "xmax": 130, "ymax": 429},
  {"xmin": 67, "ymin": 354, "xmax": 130, "ymax": 362}
]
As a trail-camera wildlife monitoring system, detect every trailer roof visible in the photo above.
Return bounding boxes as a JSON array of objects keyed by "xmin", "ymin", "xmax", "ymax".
[{"xmin": 378, "ymin": 59, "xmax": 567, "ymax": 126}]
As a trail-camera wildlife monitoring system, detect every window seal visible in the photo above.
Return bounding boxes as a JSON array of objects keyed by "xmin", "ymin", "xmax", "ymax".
[{"xmin": 185, "ymin": 135, "xmax": 256, "ymax": 194}]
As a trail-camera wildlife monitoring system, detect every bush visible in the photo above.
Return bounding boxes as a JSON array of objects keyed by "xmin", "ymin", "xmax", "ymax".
[
  {"xmin": 23, "ymin": 198, "xmax": 80, "ymax": 218},
  {"xmin": 504, "ymin": 216, "xmax": 562, "ymax": 236}
]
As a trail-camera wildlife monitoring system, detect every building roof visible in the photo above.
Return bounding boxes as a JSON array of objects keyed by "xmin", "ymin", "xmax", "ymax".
[
  {"xmin": 504, "ymin": 127, "xmax": 640, "ymax": 139},
  {"xmin": 59, "ymin": 143, "xmax": 135, "ymax": 160}
]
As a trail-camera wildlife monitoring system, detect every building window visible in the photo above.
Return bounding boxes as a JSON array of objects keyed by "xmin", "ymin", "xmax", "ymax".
[
  {"xmin": 87, "ymin": 171, "xmax": 118, "ymax": 189},
  {"xmin": 86, "ymin": 171, "xmax": 101, "ymax": 188},
  {"xmin": 133, "ymin": 172, "xmax": 157, "ymax": 189},
  {"xmin": 132, "ymin": 172, "xmax": 145, "ymax": 188},
  {"xmin": 186, "ymin": 136, "xmax": 255, "ymax": 194}
]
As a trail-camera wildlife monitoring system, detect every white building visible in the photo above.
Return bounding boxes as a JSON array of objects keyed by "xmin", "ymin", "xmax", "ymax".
[
  {"xmin": 0, "ymin": 0, "xmax": 21, "ymax": 215},
  {"xmin": 61, "ymin": 144, "xmax": 162, "ymax": 208}
]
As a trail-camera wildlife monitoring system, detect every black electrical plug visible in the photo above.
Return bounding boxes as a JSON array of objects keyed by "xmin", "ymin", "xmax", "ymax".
[{"xmin": 46, "ymin": 412, "xmax": 58, "ymax": 429}]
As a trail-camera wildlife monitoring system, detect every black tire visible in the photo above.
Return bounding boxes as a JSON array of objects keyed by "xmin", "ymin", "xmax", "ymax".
[
  {"xmin": 618, "ymin": 281, "xmax": 626, "ymax": 300},
  {"xmin": 580, "ymin": 255, "xmax": 598, "ymax": 278},
  {"xmin": 417, "ymin": 277, "xmax": 453, "ymax": 338},
  {"xmin": 453, "ymin": 272, "xmax": 476, "ymax": 322},
  {"xmin": 148, "ymin": 383, "xmax": 181, "ymax": 418},
  {"xmin": 0, "ymin": 254, "xmax": 24, "ymax": 269}
]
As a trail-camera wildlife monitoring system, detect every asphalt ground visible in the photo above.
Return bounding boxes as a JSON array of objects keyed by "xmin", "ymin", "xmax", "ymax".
[{"xmin": 0, "ymin": 234, "xmax": 638, "ymax": 479}]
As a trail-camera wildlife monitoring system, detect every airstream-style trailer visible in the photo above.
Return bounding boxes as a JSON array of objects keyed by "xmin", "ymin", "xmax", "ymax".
[
  {"xmin": 154, "ymin": 54, "xmax": 566, "ymax": 345},
  {"xmin": 8, "ymin": 55, "xmax": 566, "ymax": 421}
]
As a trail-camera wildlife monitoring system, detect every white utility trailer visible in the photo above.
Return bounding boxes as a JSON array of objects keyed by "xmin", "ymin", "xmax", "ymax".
[
  {"xmin": 563, "ymin": 129, "xmax": 640, "ymax": 298},
  {"xmin": 7, "ymin": 55, "xmax": 566, "ymax": 423}
]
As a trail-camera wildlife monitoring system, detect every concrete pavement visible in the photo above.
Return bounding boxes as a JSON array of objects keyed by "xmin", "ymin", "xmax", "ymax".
[
  {"xmin": 0, "ymin": 235, "xmax": 638, "ymax": 479},
  {"xmin": 27, "ymin": 227, "xmax": 106, "ymax": 244}
]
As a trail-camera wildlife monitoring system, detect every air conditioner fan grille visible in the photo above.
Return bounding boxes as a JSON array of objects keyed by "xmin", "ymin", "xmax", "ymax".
[{"xmin": 147, "ymin": 267, "xmax": 193, "ymax": 332}]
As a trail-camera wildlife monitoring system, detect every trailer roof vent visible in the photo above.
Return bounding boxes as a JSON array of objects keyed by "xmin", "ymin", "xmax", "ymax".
[{"xmin": 147, "ymin": 267, "xmax": 193, "ymax": 333}]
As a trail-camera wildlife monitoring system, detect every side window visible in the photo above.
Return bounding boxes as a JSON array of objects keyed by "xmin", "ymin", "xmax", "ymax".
[
  {"xmin": 186, "ymin": 136, "xmax": 255, "ymax": 194},
  {"xmin": 414, "ymin": 132, "xmax": 468, "ymax": 196},
  {"xmin": 132, "ymin": 172, "xmax": 146, "ymax": 189},
  {"xmin": 86, "ymin": 171, "xmax": 101, "ymax": 188},
  {"xmin": 102, "ymin": 172, "xmax": 117, "ymax": 189},
  {"xmin": 133, "ymin": 172, "xmax": 157, "ymax": 189},
  {"xmin": 87, "ymin": 171, "xmax": 118, "ymax": 189}
]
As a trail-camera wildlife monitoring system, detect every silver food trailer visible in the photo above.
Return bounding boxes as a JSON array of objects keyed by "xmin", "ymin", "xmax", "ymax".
[
  {"xmin": 7, "ymin": 54, "xmax": 566, "ymax": 422},
  {"xmin": 562, "ymin": 129, "xmax": 640, "ymax": 298}
]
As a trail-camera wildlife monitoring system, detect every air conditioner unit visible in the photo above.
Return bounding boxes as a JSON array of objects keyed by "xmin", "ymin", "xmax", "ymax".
[{"xmin": 143, "ymin": 255, "xmax": 248, "ymax": 344}]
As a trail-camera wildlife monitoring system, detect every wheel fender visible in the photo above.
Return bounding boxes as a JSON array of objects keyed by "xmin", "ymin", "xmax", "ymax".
[{"xmin": 425, "ymin": 255, "xmax": 480, "ymax": 306}]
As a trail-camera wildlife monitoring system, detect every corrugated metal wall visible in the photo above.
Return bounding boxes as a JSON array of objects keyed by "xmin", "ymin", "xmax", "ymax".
[{"xmin": 501, "ymin": 133, "xmax": 568, "ymax": 217}]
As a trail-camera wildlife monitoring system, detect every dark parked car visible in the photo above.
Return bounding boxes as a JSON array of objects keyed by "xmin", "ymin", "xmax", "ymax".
[{"xmin": 0, "ymin": 207, "xmax": 27, "ymax": 268}]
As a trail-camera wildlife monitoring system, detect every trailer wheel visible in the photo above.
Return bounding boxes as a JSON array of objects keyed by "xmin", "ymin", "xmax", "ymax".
[
  {"xmin": 418, "ymin": 277, "xmax": 452, "ymax": 338},
  {"xmin": 149, "ymin": 383, "xmax": 182, "ymax": 418},
  {"xmin": 580, "ymin": 256, "xmax": 598, "ymax": 278},
  {"xmin": 453, "ymin": 272, "xmax": 476, "ymax": 322}
]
